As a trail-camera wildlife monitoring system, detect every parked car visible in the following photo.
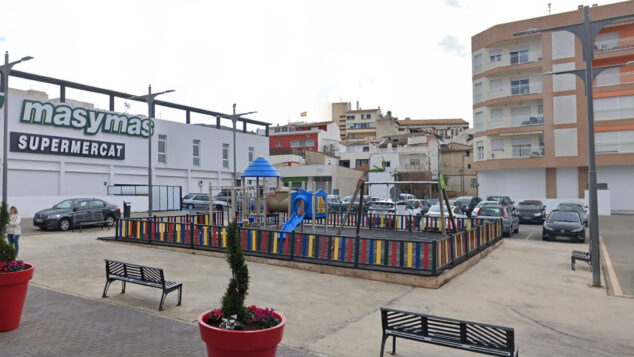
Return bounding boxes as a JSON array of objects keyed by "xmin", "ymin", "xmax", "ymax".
[
  {"xmin": 475, "ymin": 205, "xmax": 519, "ymax": 237},
  {"xmin": 453, "ymin": 196, "xmax": 482, "ymax": 217},
  {"xmin": 396, "ymin": 201, "xmax": 423, "ymax": 216},
  {"xmin": 327, "ymin": 195, "xmax": 342, "ymax": 212},
  {"xmin": 407, "ymin": 199, "xmax": 431, "ymax": 215},
  {"xmin": 398, "ymin": 193, "xmax": 417, "ymax": 201},
  {"xmin": 368, "ymin": 201, "xmax": 397, "ymax": 215},
  {"xmin": 485, "ymin": 195, "xmax": 516, "ymax": 213},
  {"xmin": 425, "ymin": 205, "xmax": 468, "ymax": 219},
  {"xmin": 33, "ymin": 198, "xmax": 121, "ymax": 231},
  {"xmin": 449, "ymin": 199, "xmax": 469, "ymax": 217},
  {"xmin": 556, "ymin": 202, "xmax": 588, "ymax": 226},
  {"xmin": 341, "ymin": 195, "xmax": 371, "ymax": 213},
  {"xmin": 183, "ymin": 194, "xmax": 227, "ymax": 211},
  {"xmin": 542, "ymin": 210, "xmax": 585, "ymax": 243},
  {"xmin": 471, "ymin": 200, "xmax": 499, "ymax": 217},
  {"xmin": 516, "ymin": 200, "xmax": 546, "ymax": 223}
]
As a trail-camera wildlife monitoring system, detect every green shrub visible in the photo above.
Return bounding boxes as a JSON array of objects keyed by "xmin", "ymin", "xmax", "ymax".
[
  {"xmin": 220, "ymin": 220, "xmax": 250, "ymax": 326},
  {"xmin": 0, "ymin": 201, "xmax": 16, "ymax": 263}
]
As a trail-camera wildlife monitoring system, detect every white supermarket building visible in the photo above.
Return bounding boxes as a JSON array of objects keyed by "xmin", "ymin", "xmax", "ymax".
[{"xmin": 0, "ymin": 87, "xmax": 269, "ymax": 217}]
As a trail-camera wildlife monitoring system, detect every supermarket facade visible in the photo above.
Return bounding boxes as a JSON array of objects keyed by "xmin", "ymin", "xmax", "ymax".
[{"xmin": 0, "ymin": 85, "xmax": 270, "ymax": 217}]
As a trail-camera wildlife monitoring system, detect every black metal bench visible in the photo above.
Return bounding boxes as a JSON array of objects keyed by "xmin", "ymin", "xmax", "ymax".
[
  {"xmin": 571, "ymin": 243, "xmax": 592, "ymax": 271},
  {"xmin": 102, "ymin": 259, "xmax": 182, "ymax": 311},
  {"xmin": 380, "ymin": 307, "xmax": 518, "ymax": 357}
]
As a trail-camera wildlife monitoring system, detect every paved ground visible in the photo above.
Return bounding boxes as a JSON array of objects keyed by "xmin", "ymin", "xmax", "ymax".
[
  {"xmin": 596, "ymin": 215, "xmax": 634, "ymax": 296},
  {"xmin": 0, "ymin": 286, "xmax": 316, "ymax": 357},
  {"xmin": 13, "ymin": 227, "xmax": 633, "ymax": 356}
]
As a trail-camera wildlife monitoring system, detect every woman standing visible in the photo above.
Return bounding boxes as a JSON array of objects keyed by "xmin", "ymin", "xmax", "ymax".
[{"xmin": 7, "ymin": 206, "xmax": 21, "ymax": 257}]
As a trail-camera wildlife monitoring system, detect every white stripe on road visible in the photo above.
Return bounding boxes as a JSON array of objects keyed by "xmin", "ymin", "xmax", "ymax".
[{"xmin": 525, "ymin": 232, "xmax": 533, "ymax": 240}]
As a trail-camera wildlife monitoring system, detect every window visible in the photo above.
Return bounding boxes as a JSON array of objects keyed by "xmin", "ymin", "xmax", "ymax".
[
  {"xmin": 276, "ymin": 141, "xmax": 282, "ymax": 147},
  {"xmin": 192, "ymin": 139, "xmax": 200, "ymax": 166},
  {"xmin": 248, "ymin": 146, "xmax": 254, "ymax": 162},
  {"xmin": 474, "ymin": 82, "xmax": 483, "ymax": 103},
  {"xmin": 474, "ymin": 111, "xmax": 484, "ymax": 131},
  {"xmin": 596, "ymin": 130, "xmax": 634, "ymax": 153},
  {"xmin": 511, "ymin": 106, "xmax": 531, "ymax": 126},
  {"xmin": 363, "ymin": 146, "xmax": 369, "ymax": 152},
  {"xmin": 339, "ymin": 160, "xmax": 350, "ymax": 168},
  {"xmin": 410, "ymin": 159, "xmax": 420, "ymax": 165},
  {"xmin": 366, "ymin": 114, "xmax": 372, "ymax": 119},
  {"xmin": 222, "ymin": 143, "xmax": 229, "ymax": 168},
  {"xmin": 385, "ymin": 161, "xmax": 391, "ymax": 167},
  {"xmin": 475, "ymin": 141, "xmax": 484, "ymax": 161},
  {"xmin": 489, "ymin": 49, "xmax": 502, "ymax": 63},
  {"xmin": 355, "ymin": 159, "xmax": 369, "ymax": 167},
  {"xmin": 511, "ymin": 78, "xmax": 530, "ymax": 96},
  {"xmin": 512, "ymin": 137, "xmax": 532, "ymax": 157},
  {"xmin": 346, "ymin": 115, "xmax": 355, "ymax": 120},
  {"xmin": 594, "ymin": 95, "xmax": 634, "ymax": 121},
  {"xmin": 491, "ymin": 138, "xmax": 504, "ymax": 151},
  {"xmin": 158, "ymin": 134, "xmax": 167, "ymax": 163},
  {"xmin": 290, "ymin": 139, "xmax": 315, "ymax": 148},
  {"xmin": 490, "ymin": 108, "xmax": 504, "ymax": 122},
  {"xmin": 489, "ymin": 79, "xmax": 503, "ymax": 97},
  {"xmin": 474, "ymin": 54, "xmax": 483, "ymax": 74},
  {"xmin": 89, "ymin": 200, "xmax": 105, "ymax": 209},
  {"xmin": 510, "ymin": 48, "xmax": 529, "ymax": 65}
]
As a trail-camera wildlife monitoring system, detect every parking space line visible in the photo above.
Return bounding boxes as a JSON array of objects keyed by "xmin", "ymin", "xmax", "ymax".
[
  {"xmin": 525, "ymin": 232, "xmax": 533, "ymax": 240},
  {"xmin": 599, "ymin": 236, "xmax": 631, "ymax": 298}
]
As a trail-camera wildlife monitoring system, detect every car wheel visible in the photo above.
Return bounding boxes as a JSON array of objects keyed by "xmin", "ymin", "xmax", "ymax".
[
  {"xmin": 187, "ymin": 204, "xmax": 194, "ymax": 210},
  {"xmin": 542, "ymin": 233, "xmax": 548, "ymax": 241},
  {"xmin": 105, "ymin": 215, "xmax": 115, "ymax": 227},
  {"xmin": 514, "ymin": 225, "xmax": 519, "ymax": 234},
  {"xmin": 59, "ymin": 218, "xmax": 71, "ymax": 231},
  {"xmin": 215, "ymin": 204, "xmax": 223, "ymax": 211},
  {"xmin": 503, "ymin": 230, "xmax": 510, "ymax": 237},
  {"xmin": 578, "ymin": 234, "xmax": 585, "ymax": 243}
]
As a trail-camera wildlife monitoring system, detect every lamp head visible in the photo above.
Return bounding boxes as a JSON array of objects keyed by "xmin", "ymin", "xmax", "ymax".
[{"xmin": 21, "ymin": 56, "xmax": 34, "ymax": 62}]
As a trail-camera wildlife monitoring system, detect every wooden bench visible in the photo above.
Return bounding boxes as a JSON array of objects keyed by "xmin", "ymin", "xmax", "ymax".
[
  {"xmin": 571, "ymin": 243, "xmax": 592, "ymax": 271},
  {"xmin": 102, "ymin": 259, "xmax": 182, "ymax": 311},
  {"xmin": 380, "ymin": 307, "xmax": 518, "ymax": 357}
]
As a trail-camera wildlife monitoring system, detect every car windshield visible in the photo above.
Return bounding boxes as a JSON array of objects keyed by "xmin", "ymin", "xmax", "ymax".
[
  {"xmin": 371, "ymin": 202, "xmax": 394, "ymax": 210},
  {"xmin": 558, "ymin": 204, "xmax": 583, "ymax": 213},
  {"xmin": 428, "ymin": 205, "xmax": 441, "ymax": 213},
  {"xmin": 479, "ymin": 207, "xmax": 504, "ymax": 217},
  {"xmin": 486, "ymin": 196, "xmax": 504, "ymax": 203},
  {"xmin": 456, "ymin": 197, "xmax": 471, "ymax": 205},
  {"xmin": 54, "ymin": 199, "xmax": 77, "ymax": 209},
  {"xmin": 550, "ymin": 211, "xmax": 581, "ymax": 222},
  {"xmin": 183, "ymin": 194, "xmax": 195, "ymax": 199},
  {"xmin": 518, "ymin": 204, "xmax": 541, "ymax": 210},
  {"xmin": 476, "ymin": 201, "xmax": 497, "ymax": 208}
]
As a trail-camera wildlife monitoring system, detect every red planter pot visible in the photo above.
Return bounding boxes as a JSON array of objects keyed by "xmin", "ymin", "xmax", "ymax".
[
  {"xmin": 0, "ymin": 263, "xmax": 34, "ymax": 332},
  {"xmin": 197, "ymin": 310, "xmax": 286, "ymax": 357}
]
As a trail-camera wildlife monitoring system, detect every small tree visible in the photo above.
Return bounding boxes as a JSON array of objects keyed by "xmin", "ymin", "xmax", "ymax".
[
  {"xmin": 220, "ymin": 220, "xmax": 250, "ymax": 326},
  {"xmin": 0, "ymin": 200, "xmax": 16, "ymax": 263}
]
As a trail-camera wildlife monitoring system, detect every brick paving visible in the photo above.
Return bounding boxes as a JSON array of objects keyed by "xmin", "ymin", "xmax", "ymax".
[{"xmin": 0, "ymin": 286, "xmax": 319, "ymax": 357}]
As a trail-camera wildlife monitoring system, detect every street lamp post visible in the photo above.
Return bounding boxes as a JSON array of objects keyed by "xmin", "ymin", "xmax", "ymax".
[
  {"xmin": 515, "ymin": 6, "xmax": 634, "ymax": 287},
  {"xmin": 129, "ymin": 86, "xmax": 174, "ymax": 217},
  {"xmin": 0, "ymin": 52, "xmax": 33, "ymax": 204},
  {"xmin": 231, "ymin": 104, "xmax": 257, "ymax": 221}
]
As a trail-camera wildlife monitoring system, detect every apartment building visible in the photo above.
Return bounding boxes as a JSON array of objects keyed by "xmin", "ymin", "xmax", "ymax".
[
  {"xmin": 269, "ymin": 121, "xmax": 340, "ymax": 154},
  {"xmin": 471, "ymin": 1, "xmax": 634, "ymax": 211},
  {"xmin": 375, "ymin": 116, "xmax": 469, "ymax": 141},
  {"xmin": 332, "ymin": 102, "xmax": 382, "ymax": 142}
]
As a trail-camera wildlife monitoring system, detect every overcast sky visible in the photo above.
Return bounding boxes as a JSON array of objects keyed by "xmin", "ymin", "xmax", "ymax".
[{"xmin": 0, "ymin": 0, "xmax": 619, "ymax": 128}]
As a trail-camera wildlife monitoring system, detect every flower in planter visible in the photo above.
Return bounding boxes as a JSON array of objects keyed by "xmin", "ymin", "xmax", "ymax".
[{"xmin": 206, "ymin": 221, "xmax": 280, "ymax": 331}]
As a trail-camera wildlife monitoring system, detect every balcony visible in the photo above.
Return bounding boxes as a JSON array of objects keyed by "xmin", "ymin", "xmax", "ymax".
[
  {"xmin": 594, "ymin": 36, "xmax": 634, "ymax": 54},
  {"xmin": 477, "ymin": 145, "xmax": 544, "ymax": 161},
  {"xmin": 595, "ymin": 70, "xmax": 634, "ymax": 87},
  {"xmin": 485, "ymin": 50, "xmax": 542, "ymax": 72},
  {"xmin": 487, "ymin": 82, "xmax": 543, "ymax": 101},
  {"xmin": 395, "ymin": 164, "xmax": 429, "ymax": 173},
  {"xmin": 486, "ymin": 114, "xmax": 544, "ymax": 131}
]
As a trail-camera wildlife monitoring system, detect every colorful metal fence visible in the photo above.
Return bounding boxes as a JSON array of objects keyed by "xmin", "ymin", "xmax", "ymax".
[{"xmin": 115, "ymin": 215, "xmax": 503, "ymax": 276}]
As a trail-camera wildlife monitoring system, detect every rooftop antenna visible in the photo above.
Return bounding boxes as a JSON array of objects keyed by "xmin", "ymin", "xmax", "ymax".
[
  {"xmin": 124, "ymin": 102, "xmax": 130, "ymax": 113},
  {"xmin": 548, "ymin": 2, "xmax": 551, "ymax": 15}
]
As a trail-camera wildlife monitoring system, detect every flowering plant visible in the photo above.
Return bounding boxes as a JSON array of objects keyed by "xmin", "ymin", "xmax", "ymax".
[
  {"xmin": 205, "ymin": 221, "xmax": 281, "ymax": 331},
  {"xmin": 0, "ymin": 260, "xmax": 25, "ymax": 273}
]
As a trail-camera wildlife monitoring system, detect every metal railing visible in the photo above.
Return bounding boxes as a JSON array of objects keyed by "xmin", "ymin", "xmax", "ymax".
[
  {"xmin": 485, "ymin": 50, "xmax": 542, "ymax": 71},
  {"xmin": 483, "ymin": 145, "xmax": 544, "ymax": 160},
  {"xmin": 114, "ymin": 215, "xmax": 503, "ymax": 276},
  {"xmin": 594, "ymin": 36, "xmax": 634, "ymax": 53},
  {"xmin": 487, "ymin": 82, "xmax": 543, "ymax": 101}
]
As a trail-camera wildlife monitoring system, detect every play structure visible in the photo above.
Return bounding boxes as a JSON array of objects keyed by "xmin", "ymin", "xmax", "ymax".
[{"xmin": 280, "ymin": 189, "xmax": 327, "ymax": 232}]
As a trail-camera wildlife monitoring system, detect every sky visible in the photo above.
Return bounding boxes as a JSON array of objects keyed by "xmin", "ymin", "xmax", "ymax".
[{"xmin": 0, "ymin": 0, "xmax": 620, "ymax": 128}]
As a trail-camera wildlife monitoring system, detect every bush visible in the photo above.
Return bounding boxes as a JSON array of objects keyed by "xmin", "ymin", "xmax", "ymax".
[
  {"xmin": 220, "ymin": 221, "xmax": 250, "ymax": 327},
  {"xmin": 0, "ymin": 200, "xmax": 17, "ymax": 267}
]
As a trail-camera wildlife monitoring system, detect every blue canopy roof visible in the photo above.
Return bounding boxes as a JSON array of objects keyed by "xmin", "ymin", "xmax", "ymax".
[{"xmin": 242, "ymin": 157, "xmax": 281, "ymax": 177}]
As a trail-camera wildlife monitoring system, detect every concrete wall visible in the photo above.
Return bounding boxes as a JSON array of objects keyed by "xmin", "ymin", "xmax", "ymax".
[
  {"xmin": 596, "ymin": 165, "xmax": 634, "ymax": 211},
  {"xmin": 477, "ymin": 168, "xmax": 546, "ymax": 201}
]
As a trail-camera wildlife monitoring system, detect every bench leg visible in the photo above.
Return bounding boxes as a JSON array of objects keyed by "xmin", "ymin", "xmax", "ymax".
[
  {"xmin": 177, "ymin": 286, "xmax": 182, "ymax": 306},
  {"xmin": 571, "ymin": 256, "xmax": 576, "ymax": 271},
  {"xmin": 379, "ymin": 333, "xmax": 387, "ymax": 357},
  {"xmin": 121, "ymin": 281, "xmax": 126, "ymax": 294},
  {"xmin": 159, "ymin": 291, "xmax": 166, "ymax": 311},
  {"xmin": 392, "ymin": 335, "xmax": 396, "ymax": 355},
  {"xmin": 102, "ymin": 280, "xmax": 111, "ymax": 298}
]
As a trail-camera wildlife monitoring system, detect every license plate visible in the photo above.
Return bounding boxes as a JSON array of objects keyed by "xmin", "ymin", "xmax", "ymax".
[{"xmin": 34, "ymin": 218, "xmax": 43, "ymax": 223}]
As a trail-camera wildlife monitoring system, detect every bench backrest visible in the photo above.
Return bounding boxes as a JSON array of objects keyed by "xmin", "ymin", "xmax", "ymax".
[
  {"xmin": 105, "ymin": 259, "xmax": 165, "ymax": 288},
  {"xmin": 381, "ymin": 307, "xmax": 515, "ymax": 354}
]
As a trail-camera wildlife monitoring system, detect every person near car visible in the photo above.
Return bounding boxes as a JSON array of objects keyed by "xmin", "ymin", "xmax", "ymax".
[{"xmin": 7, "ymin": 206, "xmax": 22, "ymax": 257}]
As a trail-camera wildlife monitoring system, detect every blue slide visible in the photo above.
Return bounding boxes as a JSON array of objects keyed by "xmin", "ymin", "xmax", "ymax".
[{"xmin": 281, "ymin": 213, "xmax": 306, "ymax": 233}]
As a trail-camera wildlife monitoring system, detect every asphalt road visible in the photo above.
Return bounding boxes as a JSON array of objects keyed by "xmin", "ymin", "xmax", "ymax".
[{"xmin": 596, "ymin": 215, "xmax": 634, "ymax": 296}]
